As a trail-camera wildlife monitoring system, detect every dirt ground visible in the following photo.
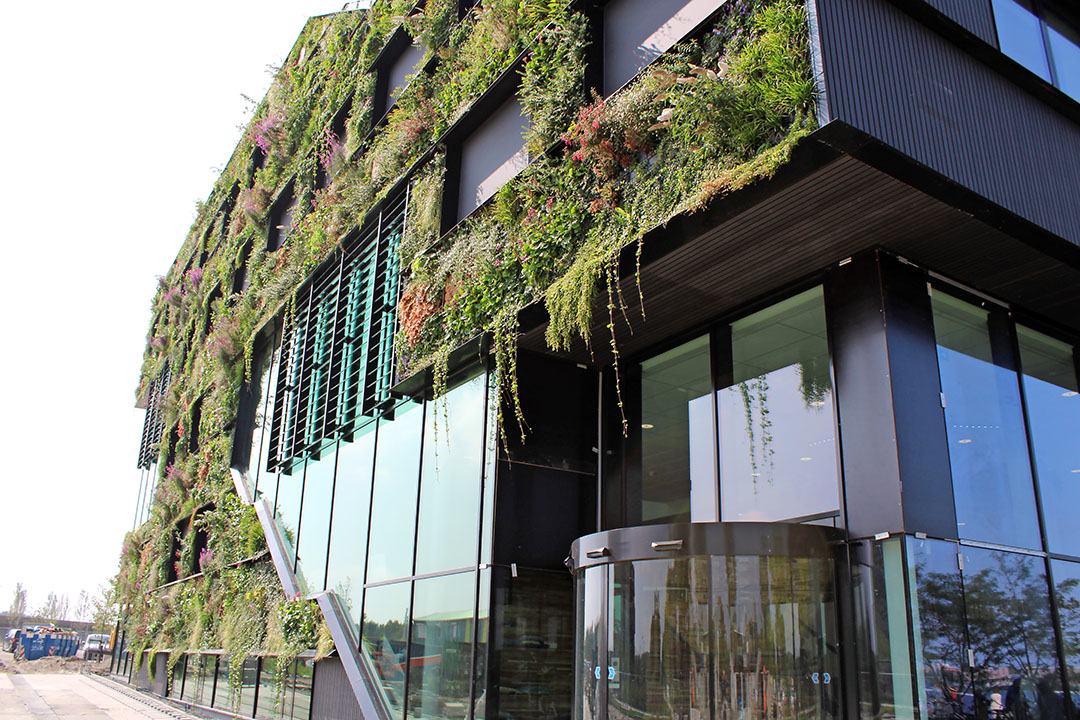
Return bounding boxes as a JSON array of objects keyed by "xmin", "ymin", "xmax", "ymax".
[{"xmin": 0, "ymin": 649, "xmax": 111, "ymax": 675}]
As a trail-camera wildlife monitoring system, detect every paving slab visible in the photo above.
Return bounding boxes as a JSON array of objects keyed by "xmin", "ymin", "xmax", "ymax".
[{"xmin": 0, "ymin": 674, "xmax": 199, "ymax": 719}]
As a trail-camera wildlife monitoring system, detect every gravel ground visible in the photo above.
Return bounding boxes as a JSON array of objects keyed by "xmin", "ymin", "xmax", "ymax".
[{"xmin": 0, "ymin": 650, "xmax": 111, "ymax": 675}]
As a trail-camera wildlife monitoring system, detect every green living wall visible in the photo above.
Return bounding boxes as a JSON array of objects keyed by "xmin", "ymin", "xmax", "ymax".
[{"xmin": 117, "ymin": 0, "xmax": 815, "ymax": 704}]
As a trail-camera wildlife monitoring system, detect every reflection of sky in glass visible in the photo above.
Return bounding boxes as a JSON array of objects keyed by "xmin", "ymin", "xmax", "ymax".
[
  {"xmin": 992, "ymin": 0, "xmax": 1052, "ymax": 80},
  {"xmin": 296, "ymin": 446, "xmax": 336, "ymax": 593},
  {"xmin": 415, "ymin": 370, "xmax": 486, "ymax": 575},
  {"xmin": 362, "ymin": 581, "xmax": 411, "ymax": 718},
  {"xmin": 719, "ymin": 365, "xmax": 837, "ymax": 522},
  {"xmin": 274, "ymin": 466, "xmax": 303, "ymax": 566},
  {"xmin": 1018, "ymin": 326, "xmax": 1080, "ymax": 557},
  {"xmin": 367, "ymin": 401, "xmax": 423, "ymax": 583},
  {"xmin": 937, "ymin": 347, "xmax": 1040, "ymax": 548},
  {"xmin": 325, "ymin": 427, "xmax": 376, "ymax": 636},
  {"xmin": 932, "ymin": 292, "xmax": 1040, "ymax": 550}
]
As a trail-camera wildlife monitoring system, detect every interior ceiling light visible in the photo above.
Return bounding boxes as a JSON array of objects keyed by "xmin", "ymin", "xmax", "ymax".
[
  {"xmin": 810, "ymin": 400, "xmax": 826, "ymax": 407},
  {"xmin": 958, "ymin": 439, "xmax": 973, "ymax": 444},
  {"xmin": 641, "ymin": 423, "xmax": 655, "ymax": 429},
  {"xmin": 1063, "ymin": 391, "xmax": 1078, "ymax": 397},
  {"xmin": 800, "ymin": 457, "xmax": 812, "ymax": 462}
]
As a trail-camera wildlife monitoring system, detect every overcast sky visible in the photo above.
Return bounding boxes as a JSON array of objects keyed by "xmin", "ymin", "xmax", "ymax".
[{"xmin": 0, "ymin": 0, "xmax": 348, "ymax": 617}]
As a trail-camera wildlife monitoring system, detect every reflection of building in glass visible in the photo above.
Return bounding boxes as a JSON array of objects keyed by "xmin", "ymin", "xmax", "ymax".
[{"xmin": 117, "ymin": 0, "xmax": 1080, "ymax": 719}]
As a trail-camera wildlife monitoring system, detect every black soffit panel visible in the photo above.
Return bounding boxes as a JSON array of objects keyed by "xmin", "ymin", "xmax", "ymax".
[{"xmin": 518, "ymin": 121, "xmax": 1080, "ymax": 364}]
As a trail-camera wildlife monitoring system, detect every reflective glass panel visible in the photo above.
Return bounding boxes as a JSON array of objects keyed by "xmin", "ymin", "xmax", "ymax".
[
  {"xmin": 961, "ymin": 547, "xmax": 1060, "ymax": 719},
  {"xmin": 326, "ymin": 425, "xmax": 377, "ymax": 634},
  {"xmin": 576, "ymin": 565, "xmax": 604, "ymax": 720},
  {"xmin": 1051, "ymin": 560, "xmax": 1080, "ymax": 699},
  {"xmin": 851, "ymin": 539, "xmax": 915, "ymax": 720},
  {"xmin": 296, "ymin": 447, "xmax": 337, "ymax": 593},
  {"xmin": 250, "ymin": 336, "xmax": 280, "ymax": 498},
  {"xmin": 294, "ymin": 659, "xmax": 313, "ymax": 720},
  {"xmin": 275, "ymin": 465, "xmax": 304, "ymax": 567},
  {"xmin": 932, "ymin": 292, "xmax": 1040, "ymax": 549},
  {"xmin": 1047, "ymin": 14, "xmax": 1080, "ymax": 100},
  {"xmin": 908, "ymin": 538, "xmax": 966, "ymax": 720},
  {"xmin": 718, "ymin": 287, "xmax": 839, "ymax": 523},
  {"xmin": 639, "ymin": 335, "xmax": 712, "ymax": 524},
  {"xmin": 1018, "ymin": 326, "xmax": 1080, "ymax": 556},
  {"xmin": 415, "ymin": 368, "xmax": 487, "ymax": 575},
  {"xmin": 202, "ymin": 656, "xmax": 219, "ymax": 707},
  {"xmin": 238, "ymin": 657, "xmax": 258, "ymax": 718},
  {"xmin": 169, "ymin": 656, "xmax": 185, "ymax": 698},
  {"xmin": 609, "ymin": 557, "xmax": 710, "ymax": 720},
  {"xmin": 363, "ymin": 581, "xmax": 412, "ymax": 718},
  {"xmin": 712, "ymin": 555, "xmax": 840, "ymax": 720},
  {"xmin": 992, "ymin": 0, "xmax": 1052, "ymax": 80},
  {"xmin": 215, "ymin": 656, "xmax": 238, "ymax": 711},
  {"xmin": 489, "ymin": 569, "xmax": 574, "ymax": 720},
  {"xmin": 406, "ymin": 571, "xmax": 477, "ymax": 720},
  {"xmin": 182, "ymin": 655, "xmax": 206, "ymax": 705},
  {"xmin": 257, "ymin": 657, "xmax": 285, "ymax": 720},
  {"xmin": 367, "ymin": 401, "xmax": 423, "ymax": 583}
]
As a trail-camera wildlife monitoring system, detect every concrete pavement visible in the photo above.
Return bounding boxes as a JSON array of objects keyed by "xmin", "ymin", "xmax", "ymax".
[{"xmin": 0, "ymin": 673, "xmax": 199, "ymax": 719}]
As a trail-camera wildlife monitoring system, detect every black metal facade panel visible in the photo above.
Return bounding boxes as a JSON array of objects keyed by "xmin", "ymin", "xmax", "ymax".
[
  {"xmin": 310, "ymin": 657, "xmax": 364, "ymax": 720},
  {"xmin": 918, "ymin": 0, "xmax": 996, "ymax": 44},
  {"xmin": 814, "ymin": 0, "xmax": 1080, "ymax": 246}
]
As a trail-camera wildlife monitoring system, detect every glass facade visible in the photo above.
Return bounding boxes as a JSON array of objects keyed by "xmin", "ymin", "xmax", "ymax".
[
  {"xmin": 718, "ymin": 287, "xmax": 838, "ymax": 523},
  {"xmin": 992, "ymin": 0, "xmax": 1080, "ymax": 100},
  {"xmin": 623, "ymin": 286, "xmax": 839, "ymax": 526},
  {"xmin": 1017, "ymin": 325, "xmax": 1080, "ymax": 557},
  {"xmin": 931, "ymin": 290, "xmax": 1041, "ymax": 549}
]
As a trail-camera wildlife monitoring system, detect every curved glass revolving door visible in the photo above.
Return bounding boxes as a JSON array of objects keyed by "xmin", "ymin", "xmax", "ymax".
[{"xmin": 571, "ymin": 523, "xmax": 841, "ymax": 720}]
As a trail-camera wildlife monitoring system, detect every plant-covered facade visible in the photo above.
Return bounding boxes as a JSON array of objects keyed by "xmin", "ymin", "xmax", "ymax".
[{"xmin": 115, "ymin": 0, "xmax": 1080, "ymax": 719}]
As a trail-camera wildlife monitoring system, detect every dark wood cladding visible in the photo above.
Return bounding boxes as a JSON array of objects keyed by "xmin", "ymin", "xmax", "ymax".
[
  {"xmin": 919, "ymin": 0, "xmax": 996, "ymax": 44},
  {"xmin": 813, "ymin": 0, "xmax": 1080, "ymax": 246}
]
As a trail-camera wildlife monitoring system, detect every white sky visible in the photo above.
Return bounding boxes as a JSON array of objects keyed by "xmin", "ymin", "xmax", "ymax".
[{"xmin": 0, "ymin": 0, "xmax": 347, "ymax": 618}]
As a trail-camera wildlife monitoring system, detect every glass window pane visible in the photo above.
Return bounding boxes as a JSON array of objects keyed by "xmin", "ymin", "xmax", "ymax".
[
  {"xmin": 275, "ymin": 465, "xmax": 304, "ymax": 568},
  {"xmin": 169, "ymin": 656, "xmax": 185, "ymax": 699},
  {"xmin": 931, "ymin": 292, "xmax": 1040, "ymax": 549},
  {"xmin": 415, "ymin": 368, "xmax": 487, "ymax": 575},
  {"xmin": 406, "ymin": 572, "xmax": 477, "ymax": 720},
  {"xmin": 326, "ymin": 425, "xmax": 377, "ymax": 635},
  {"xmin": 238, "ymin": 657, "xmax": 258, "ymax": 718},
  {"xmin": 215, "ymin": 656, "xmax": 237, "ymax": 712},
  {"xmin": 638, "ymin": 335, "xmax": 712, "ymax": 524},
  {"xmin": 712, "ymin": 555, "xmax": 841, "ymax": 720},
  {"xmin": 608, "ymin": 557, "xmax": 710, "ymax": 720},
  {"xmin": 367, "ymin": 400, "xmax": 423, "ymax": 583},
  {"xmin": 296, "ymin": 447, "xmax": 337, "ymax": 593},
  {"xmin": 719, "ymin": 286, "xmax": 839, "ymax": 523},
  {"xmin": 487, "ymin": 569, "xmax": 574, "ymax": 720},
  {"xmin": 257, "ymin": 657, "xmax": 285, "ymax": 720},
  {"xmin": 182, "ymin": 655, "xmax": 202, "ymax": 705},
  {"xmin": 576, "ymin": 565, "xmax": 604, "ymax": 720},
  {"xmin": 363, "ymin": 581, "xmax": 412, "ymax": 719},
  {"xmin": 961, "ymin": 547, "xmax": 1061, "ymax": 717},
  {"xmin": 1051, "ymin": 560, "xmax": 1080, "ymax": 703},
  {"xmin": 293, "ymin": 659, "xmax": 313, "ymax": 720},
  {"xmin": 908, "ymin": 538, "xmax": 966, "ymax": 720},
  {"xmin": 992, "ymin": 0, "xmax": 1052, "ymax": 80},
  {"xmin": 1018, "ymin": 326, "xmax": 1080, "ymax": 556},
  {"xmin": 201, "ymin": 656, "xmax": 218, "ymax": 707},
  {"xmin": 851, "ymin": 539, "xmax": 916, "ymax": 720},
  {"xmin": 250, "ymin": 335, "xmax": 280, "ymax": 498},
  {"xmin": 1047, "ymin": 17, "xmax": 1080, "ymax": 100}
]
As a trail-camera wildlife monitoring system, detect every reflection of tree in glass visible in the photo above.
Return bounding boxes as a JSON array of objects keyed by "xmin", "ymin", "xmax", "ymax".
[
  {"xmin": 738, "ymin": 377, "xmax": 774, "ymax": 491},
  {"xmin": 798, "ymin": 357, "xmax": 832, "ymax": 409},
  {"xmin": 916, "ymin": 552, "xmax": 1064, "ymax": 720}
]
